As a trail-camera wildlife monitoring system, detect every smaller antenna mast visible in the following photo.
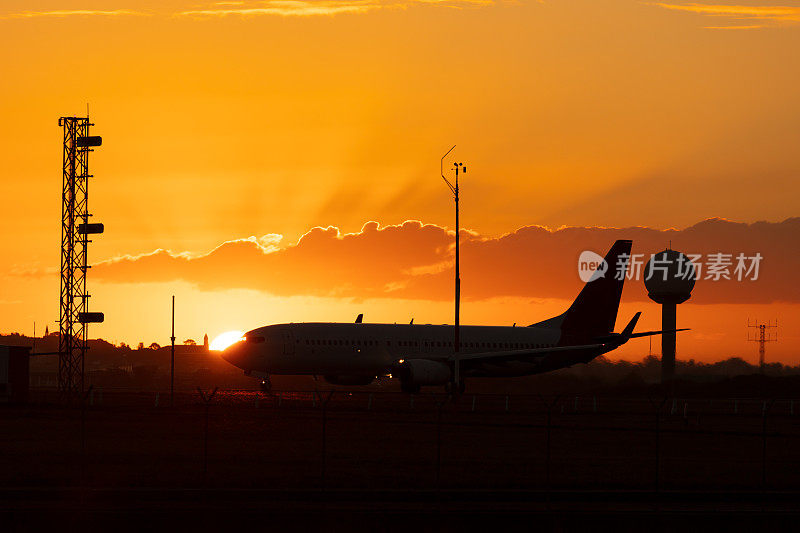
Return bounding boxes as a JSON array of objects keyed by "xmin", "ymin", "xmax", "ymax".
[
  {"xmin": 440, "ymin": 145, "xmax": 466, "ymax": 393},
  {"xmin": 747, "ymin": 318, "xmax": 778, "ymax": 374}
]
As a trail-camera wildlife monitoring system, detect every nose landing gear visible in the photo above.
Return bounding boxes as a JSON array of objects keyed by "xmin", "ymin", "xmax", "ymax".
[
  {"xmin": 445, "ymin": 379, "xmax": 466, "ymax": 398},
  {"xmin": 401, "ymin": 382, "xmax": 421, "ymax": 394}
]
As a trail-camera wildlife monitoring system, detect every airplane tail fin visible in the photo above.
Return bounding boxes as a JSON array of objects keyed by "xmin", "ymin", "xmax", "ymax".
[
  {"xmin": 562, "ymin": 239, "xmax": 631, "ymax": 341},
  {"xmin": 533, "ymin": 240, "xmax": 631, "ymax": 343}
]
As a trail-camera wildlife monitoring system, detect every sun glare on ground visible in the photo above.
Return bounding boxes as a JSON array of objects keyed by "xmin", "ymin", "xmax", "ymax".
[{"xmin": 210, "ymin": 331, "xmax": 245, "ymax": 351}]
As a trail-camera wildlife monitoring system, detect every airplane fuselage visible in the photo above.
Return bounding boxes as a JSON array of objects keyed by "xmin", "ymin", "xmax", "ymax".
[
  {"xmin": 222, "ymin": 321, "xmax": 611, "ymax": 380},
  {"xmin": 220, "ymin": 239, "xmax": 668, "ymax": 391}
]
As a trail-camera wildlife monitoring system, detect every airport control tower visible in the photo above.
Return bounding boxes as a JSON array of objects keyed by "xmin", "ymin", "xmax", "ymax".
[{"xmin": 644, "ymin": 249, "xmax": 695, "ymax": 383}]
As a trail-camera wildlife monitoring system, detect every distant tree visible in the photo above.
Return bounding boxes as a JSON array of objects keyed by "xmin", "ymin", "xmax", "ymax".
[
  {"xmin": 137, "ymin": 342, "xmax": 145, "ymax": 350},
  {"xmin": 149, "ymin": 342, "xmax": 161, "ymax": 350},
  {"xmin": 184, "ymin": 339, "xmax": 196, "ymax": 346}
]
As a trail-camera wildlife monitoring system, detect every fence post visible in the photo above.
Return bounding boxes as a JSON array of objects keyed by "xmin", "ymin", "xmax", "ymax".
[
  {"xmin": 197, "ymin": 387, "xmax": 218, "ymax": 485},
  {"xmin": 319, "ymin": 391, "xmax": 335, "ymax": 490},
  {"xmin": 321, "ymin": 398, "xmax": 327, "ymax": 486},
  {"xmin": 539, "ymin": 395, "xmax": 560, "ymax": 505},
  {"xmin": 368, "ymin": 393, "xmax": 373, "ymax": 411},
  {"xmin": 649, "ymin": 397, "xmax": 667, "ymax": 493},
  {"xmin": 204, "ymin": 402, "xmax": 209, "ymax": 482},
  {"xmin": 655, "ymin": 407, "xmax": 660, "ymax": 491},
  {"xmin": 80, "ymin": 385, "xmax": 93, "ymax": 491},
  {"xmin": 546, "ymin": 407, "xmax": 552, "ymax": 500},
  {"xmin": 762, "ymin": 399, "xmax": 774, "ymax": 491},
  {"xmin": 435, "ymin": 401, "xmax": 443, "ymax": 488},
  {"xmin": 471, "ymin": 395, "xmax": 477, "ymax": 412},
  {"xmin": 81, "ymin": 393, "xmax": 86, "ymax": 489}
]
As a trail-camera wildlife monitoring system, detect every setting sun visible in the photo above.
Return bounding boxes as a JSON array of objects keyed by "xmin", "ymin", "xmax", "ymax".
[{"xmin": 209, "ymin": 331, "xmax": 245, "ymax": 352}]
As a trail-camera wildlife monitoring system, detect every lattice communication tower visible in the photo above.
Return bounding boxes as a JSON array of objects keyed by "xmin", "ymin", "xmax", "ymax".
[
  {"xmin": 58, "ymin": 115, "xmax": 104, "ymax": 399},
  {"xmin": 748, "ymin": 319, "xmax": 777, "ymax": 374}
]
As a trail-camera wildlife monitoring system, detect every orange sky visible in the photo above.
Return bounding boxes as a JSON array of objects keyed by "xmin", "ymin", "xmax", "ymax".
[{"xmin": 1, "ymin": 1, "xmax": 799, "ymax": 364}]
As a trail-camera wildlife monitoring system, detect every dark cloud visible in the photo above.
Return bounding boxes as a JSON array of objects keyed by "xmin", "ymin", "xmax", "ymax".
[{"xmin": 90, "ymin": 217, "xmax": 800, "ymax": 304}]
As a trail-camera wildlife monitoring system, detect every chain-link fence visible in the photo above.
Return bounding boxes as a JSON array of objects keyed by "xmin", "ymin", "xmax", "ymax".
[{"xmin": 3, "ymin": 389, "xmax": 799, "ymax": 495}]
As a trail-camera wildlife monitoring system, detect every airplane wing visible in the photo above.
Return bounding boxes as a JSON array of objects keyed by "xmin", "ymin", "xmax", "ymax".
[
  {"xmin": 592, "ymin": 328, "xmax": 689, "ymax": 343},
  {"xmin": 442, "ymin": 312, "xmax": 688, "ymax": 366},
  {"xmin": 448, "ymin": 343, "xmax": 604, "ymax": 363},
  {"xmin": 446, "ymin": 312, "xmax": 642, "ymax": 365},
  {"xmin": 628, "ymin": 329, "xmax": 688, "ymax": 338}
]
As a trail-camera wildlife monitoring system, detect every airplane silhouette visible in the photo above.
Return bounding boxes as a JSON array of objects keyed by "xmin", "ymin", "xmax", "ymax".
[{"xmin": 222, "ymin": 240, "xmax": 685, "ymax": 393}]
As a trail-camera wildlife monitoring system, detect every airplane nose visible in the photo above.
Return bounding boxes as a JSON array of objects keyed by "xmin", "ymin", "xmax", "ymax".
[{"xmin": 221, "ymin": 340, "xmax": 249, "ymax": 369}]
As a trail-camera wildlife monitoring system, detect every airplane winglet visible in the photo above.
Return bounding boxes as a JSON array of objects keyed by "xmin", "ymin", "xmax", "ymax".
[
  {"xmin": 628, "ymin": 328, "xmax": 690, "ymax": 339},
  {"xmin": 621, "ymin": 312, "xmax": 641, "ymax": 339}
]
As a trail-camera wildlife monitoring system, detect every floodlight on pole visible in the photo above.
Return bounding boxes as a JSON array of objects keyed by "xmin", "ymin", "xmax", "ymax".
[
  {"xmin": 440, "ymin": 145, "xmax": 466, "ymax": 393},
  {"xmin": 171, "ymin": 295, "xmax": 176, "ymax": 407}
]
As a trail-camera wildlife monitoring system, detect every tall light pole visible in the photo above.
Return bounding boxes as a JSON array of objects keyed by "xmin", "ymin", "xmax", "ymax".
[
  {"xmin": 441, "ymin": 146, "xmax": 466, "ymax": 390},
  {"xmin": 170, "ymin": 295, "xmax": 175, "ymax": 407}
]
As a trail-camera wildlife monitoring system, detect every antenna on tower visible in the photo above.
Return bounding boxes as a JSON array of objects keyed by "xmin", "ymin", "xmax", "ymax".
[{"xmin": 748, "ymin": 318, "xmax": 778, "ymax": 374}]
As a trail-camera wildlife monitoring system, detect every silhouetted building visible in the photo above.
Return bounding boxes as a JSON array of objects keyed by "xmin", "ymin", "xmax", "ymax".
[{"xmin": 0, "ymin": 345, "xmax": 30, "ymax": 404}]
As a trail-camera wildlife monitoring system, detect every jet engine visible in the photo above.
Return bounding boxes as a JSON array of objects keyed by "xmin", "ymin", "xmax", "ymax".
[{"xmin": 396, "ymin": 359, "xmax": 451, "ymax": 386}]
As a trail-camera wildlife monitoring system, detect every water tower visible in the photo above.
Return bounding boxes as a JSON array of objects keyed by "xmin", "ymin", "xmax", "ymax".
[{"xmin": 644, "ymin": 249, "xmax": 695, "ymax": 383}]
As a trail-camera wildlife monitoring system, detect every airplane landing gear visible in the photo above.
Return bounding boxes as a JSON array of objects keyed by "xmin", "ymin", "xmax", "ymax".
[
  {"xmin": 401, "ymin": 383, "xmax": 421, "ymax": 394},
  {"xmin": 445, "ymin": 380, "xmax": 465, "ymax": 398}
]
